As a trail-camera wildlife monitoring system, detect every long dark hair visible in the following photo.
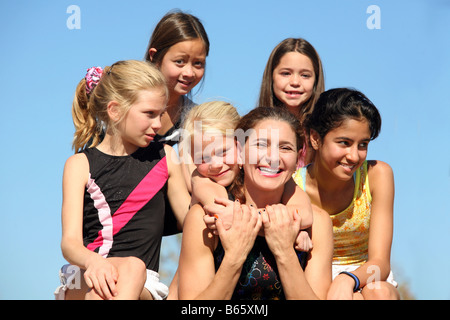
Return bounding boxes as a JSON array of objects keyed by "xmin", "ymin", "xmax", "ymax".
[
  {"xmin": 257, "ymin": 38, "xmax": 325, "ymax": 125},
  {"xmin": 144, "ymin": 10, "xmax": 210, "ymax": 65}
]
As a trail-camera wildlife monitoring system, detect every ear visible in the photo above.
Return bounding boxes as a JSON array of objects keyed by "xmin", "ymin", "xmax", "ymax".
[
  {"xmin": 107, "ymin": 100, "xmax": 122, "ymax": 122},
  {"xmin": 309, "ymin": 129, "xmax": 321, "ymax": 150},
  {"xmin": 148, "ymin": 48, "xmax": 157, "ymax": 62}
]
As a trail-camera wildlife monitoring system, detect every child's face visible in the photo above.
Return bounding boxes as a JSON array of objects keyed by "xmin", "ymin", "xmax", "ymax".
[
  {"xmin": 158, "ymin": 39, "xmax": 206, "ymax": 99},
  {"xmin": 118, "ymin": 88, "xmax": 167, "ymax": 151},
  {"xmin": 192, "ymin": 134, "xmax": 240, "ymax": 187},
  {"xmin": 272, "ymin": 52, "xmax": 315, "ymax": 111},
  {"xmin": 312, "ymin": 118, "xmax": 371, "ymax": 180},
  {"xmin": 243, "ymin": 119, "xmax": 298, "ymax": 192}
]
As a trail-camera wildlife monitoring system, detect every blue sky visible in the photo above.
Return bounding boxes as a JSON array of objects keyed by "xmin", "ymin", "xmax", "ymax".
[{"xmin": 0, "ymin": 0, "xmax": 448, "ymax": 300}]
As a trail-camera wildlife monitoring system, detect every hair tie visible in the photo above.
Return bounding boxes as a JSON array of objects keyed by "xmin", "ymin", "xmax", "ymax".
[{"xmin": 85, "ymin": 66, "xmax": 103, "ymax": 95}]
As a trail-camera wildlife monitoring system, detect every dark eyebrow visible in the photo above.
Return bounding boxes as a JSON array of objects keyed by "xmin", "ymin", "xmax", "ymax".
[{"xmin": 335, "ymin": 136, "xmax": 371, "ymax": 142}]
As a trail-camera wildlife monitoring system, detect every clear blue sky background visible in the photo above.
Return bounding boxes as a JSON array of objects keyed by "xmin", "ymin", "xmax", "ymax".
[{"xmin": 0, "ymin": 0, "xmax": 448, "ymax": 300}]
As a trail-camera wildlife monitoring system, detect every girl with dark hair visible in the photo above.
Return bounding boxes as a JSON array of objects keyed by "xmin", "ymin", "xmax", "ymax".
[
  {"xmin": 145, "ymin": 10, "xmax": 210, "ymax": 147},
  {"xmin": 257, "ymin": 38, "xmax": 325, "ymax": 166},
  {"xmin": 293, "ymin": 88, "xmax": 400, "ymax": 300}
]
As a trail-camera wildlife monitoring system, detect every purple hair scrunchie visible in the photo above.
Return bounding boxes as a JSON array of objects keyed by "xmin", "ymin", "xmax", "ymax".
[{"xmin": 85, "ymin": 66, "xmax": 103, "ymax": 95}]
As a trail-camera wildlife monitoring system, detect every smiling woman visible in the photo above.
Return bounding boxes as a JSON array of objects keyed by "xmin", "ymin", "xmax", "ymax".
[{"xmin": 177, "ymin": 106, "xmax": 333, "ymax": 300}]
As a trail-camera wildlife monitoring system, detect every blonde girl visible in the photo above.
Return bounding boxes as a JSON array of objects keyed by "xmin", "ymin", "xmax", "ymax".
[
  {"xmin": 57, "ymin": 60, "xmax": 190, "ymax": 300},
  {"xmin": 293, "ymin": 88, "xmax": 399, "ymax": 300},
  {"xmin": 258, "ymin": 38, "xmax": 325, "ymax": 166},
  {"xmin": 179, "ymin": 101, "xmax": 241, "ymax": 199}
]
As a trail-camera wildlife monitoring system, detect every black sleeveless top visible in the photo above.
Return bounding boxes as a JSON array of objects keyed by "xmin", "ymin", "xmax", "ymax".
[
  {"xmin": 214, "ymin": 237, "xmax": 307, "ymax": 300},
  {"xmin": 82, "ymin": 143, "xmax": 170, "ymax": 271}
]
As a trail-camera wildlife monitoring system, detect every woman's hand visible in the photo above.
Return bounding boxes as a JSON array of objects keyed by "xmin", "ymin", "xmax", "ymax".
[
  {"xmin": 261, "ymin": 204, "xmax": 301, "ymax": 258},
  {"xmin": 83, "ymin": 255, "xmax": 119, "ymax": 300},
  {"xmin": 216, "ymin": 200, "xmax": 261, "ymax": 265}
]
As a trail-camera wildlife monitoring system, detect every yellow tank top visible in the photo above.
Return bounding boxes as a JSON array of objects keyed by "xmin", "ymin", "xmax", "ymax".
[{"xmin": 293, "ymin": 161, "xmax": 372, "ymax": 265}]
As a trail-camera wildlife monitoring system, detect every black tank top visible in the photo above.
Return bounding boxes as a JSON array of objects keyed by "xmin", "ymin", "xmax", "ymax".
[{"xmin": 82, "ymin": 143, "xmax": 169, "ymax": 271}]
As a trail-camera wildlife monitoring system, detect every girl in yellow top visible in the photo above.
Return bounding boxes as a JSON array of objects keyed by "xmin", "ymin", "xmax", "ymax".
[{"xmin": 293, "ymin": 88, "xmax": 399, "ymax": 300}]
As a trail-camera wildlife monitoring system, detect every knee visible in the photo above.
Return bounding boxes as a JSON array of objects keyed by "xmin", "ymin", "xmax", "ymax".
[
  {"xmin": 122, "ymin": 257, "xmax": 147, "ymax": 281},
  {"xmin": 362, "ymin": 281, "xmax": 399, "ymax": 300}
]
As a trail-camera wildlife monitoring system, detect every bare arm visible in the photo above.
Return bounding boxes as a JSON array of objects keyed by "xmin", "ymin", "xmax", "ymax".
[
  {"xmin": 282, "ymin": 178, "xmax": 313, "ymax": 229},
  {"xmin": 328, "ymin": 160, "xmax": 394, "ymax": 298},
  {"xmin": 190, "ymin": 169, "xmax": 229, "ymax": 207},
  {"xmin": 261, "ymin": 204, "xmax": 332, "ymax": 299},
  {"xmin": 165, "ymin": 145, "xmax": 191, "ymax": 230},
  {"xmin": 303, "ymin": 206, "xmax": 333, "ymax": 299},
  {"xmin": 178, "ymin": 202, "xmax": 261, "ymax": 299},
  {"xmin": 60, "ymin": 153, "xmax": 119, "ymax": 299},
  {"xmin": 354, "ymin": 161, "xmax": 394, "ymax": 285}
]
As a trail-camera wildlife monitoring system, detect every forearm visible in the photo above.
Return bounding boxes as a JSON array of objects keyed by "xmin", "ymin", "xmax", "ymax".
[
  {"xmin": 275, "ymin": 249, "xmax": 319, "ymax": 300},
  {"xmin": 352, "ymin": 258, "xmax": 391, "ymax": 288},
  {"xmin": 61, "ymin": 237, "xmax": 102, "ymax": 270},
  {"xmin": 286, "ymin": 204, "xmax": 313, "ymax": 228},
  {"xmin": 195, "ymin": 256, "xmax": 243, "ymax": 300}
]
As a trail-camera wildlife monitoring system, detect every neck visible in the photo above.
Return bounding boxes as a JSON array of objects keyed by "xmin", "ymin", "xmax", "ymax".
[
  {"xmin": 159, "ymin": 95, "xmax": 183, "ymax": 135},
  {"xmin": 96, "ymin": 133, "xmax": 138, "ymax": 156}
]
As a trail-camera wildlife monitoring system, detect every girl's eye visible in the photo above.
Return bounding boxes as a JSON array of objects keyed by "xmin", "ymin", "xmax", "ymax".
[
  {"xmin": 175, "ymin": 59, "xmax": 185, "ymax": 65},
  {"xmin": 257, "ymin": 142, "xmax": 267, "ymax": 148},
  {"xmin": 194, "ymin": 61, "xmax": 205, "ymax": 68},
  {"xmin": 280, "ymin": 145, "xmax": 294, "ymax": 152},
  {"xmin": 359, "ymin": 142, "xmax": 369, "ymax": 150}
]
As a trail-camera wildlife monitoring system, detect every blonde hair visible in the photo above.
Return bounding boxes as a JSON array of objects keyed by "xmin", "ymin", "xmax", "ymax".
[
  {"xmin": 71, "ymin": 60, "xmax": 168, "ymax": 153},
  {"xmin": 179, "ymin": 101, "xmax": 240, "ymax": 163}
]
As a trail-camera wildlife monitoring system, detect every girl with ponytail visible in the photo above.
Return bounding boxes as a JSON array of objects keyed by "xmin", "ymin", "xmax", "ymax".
[{"xmin": 56, "ymin": 60, "xmax": 190, "ymax": 300}]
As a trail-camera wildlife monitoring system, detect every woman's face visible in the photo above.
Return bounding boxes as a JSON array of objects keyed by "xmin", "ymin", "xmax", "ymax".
[
  {"xmin": 272, "ymin": 52, "xmax": 315, "ymax": 112},
  {"xmin": 157, "ymin": 39, "xmax": 206, "ymax": 99},
  {"xmin": 243, "ymin": 119, "xmax": 298, "ymax": 192}
]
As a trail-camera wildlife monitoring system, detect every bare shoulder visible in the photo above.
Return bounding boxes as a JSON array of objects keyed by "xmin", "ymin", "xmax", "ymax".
[
  {"xmin": 64, "ymin": 152, "xmax": 89, "ymax": 174},
  {"xmin": 367, "ymin": 160, "xmax": 393, "ymax": 177},
  {"xmin": 312, "ymin": 205, "xmax": 332, "ymax": 226}
]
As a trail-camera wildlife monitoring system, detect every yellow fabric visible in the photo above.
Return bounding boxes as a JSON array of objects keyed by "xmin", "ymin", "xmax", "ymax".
[{"xmin": 293, "ymin": 161, "xmax": 372, "ymax": 265}]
